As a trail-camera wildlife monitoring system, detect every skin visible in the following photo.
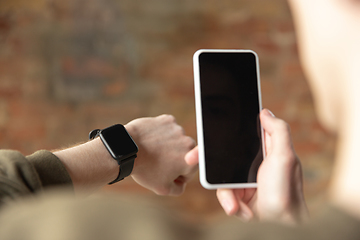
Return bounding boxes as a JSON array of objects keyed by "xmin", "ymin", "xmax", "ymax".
[
  {"xmin": 55, "ymin": 114, "xmax": 197, "ymax": 196},
  {"xmin": 288, "ymin": 0, "xmax": 360, "ymax": 219}
]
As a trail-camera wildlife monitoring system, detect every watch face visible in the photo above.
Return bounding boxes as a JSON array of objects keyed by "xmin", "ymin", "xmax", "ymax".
[{"xmin": 100, "ymin": 124, "xmax": 138, "ymax": 160}]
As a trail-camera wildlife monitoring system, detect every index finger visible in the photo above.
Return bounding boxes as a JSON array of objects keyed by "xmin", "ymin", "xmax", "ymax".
[
  {"xmin": 185, "ymin": 146, "xmax": 199, "ymax": 166},
  {"xmin": 260, "ymin": 109, "xmax": 295, "ymax": 160}
]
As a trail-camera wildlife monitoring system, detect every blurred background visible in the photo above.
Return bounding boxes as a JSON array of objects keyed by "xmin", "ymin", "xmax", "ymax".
[{"xmin": 0, "ymin": 0, "xmax": 335, "ymax": 222}]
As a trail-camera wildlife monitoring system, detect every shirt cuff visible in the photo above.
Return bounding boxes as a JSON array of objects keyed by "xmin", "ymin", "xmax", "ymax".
[{"xmin": 26, "ymin": 150, "xmax": 73, "ymax": 190}]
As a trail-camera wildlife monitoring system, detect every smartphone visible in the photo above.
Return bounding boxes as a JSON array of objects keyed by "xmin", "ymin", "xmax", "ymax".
[{"xmin": 193, "ymin": 49, "xmax": 265, "ymax": 189}]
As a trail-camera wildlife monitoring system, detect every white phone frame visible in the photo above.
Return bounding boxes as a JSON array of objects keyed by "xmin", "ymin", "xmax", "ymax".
[{"xmin": 193, "ymin": 49, "xmax": 265, "ymax": 189}]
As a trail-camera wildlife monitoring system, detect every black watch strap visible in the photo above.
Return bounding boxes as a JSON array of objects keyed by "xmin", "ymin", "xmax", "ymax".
[{"xmin": 108, "ymin": 154, "xmax": 136, "ymax": 184}]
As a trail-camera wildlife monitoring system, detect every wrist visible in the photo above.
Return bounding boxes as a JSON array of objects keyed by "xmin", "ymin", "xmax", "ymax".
[
  {"xmin": 124, "ymin": 123, "xmax": 138, "ymax": 143},
  {"xmin": 90, "ymin": 137, "xmax": 120, "ymax": 183},
  {"xmin": 124, "ymin": 123, "xmax": 141, "ymax": 176},
  {"xmin": 89, "ymin": 124, "xmax": 138, "ymax": 184}
]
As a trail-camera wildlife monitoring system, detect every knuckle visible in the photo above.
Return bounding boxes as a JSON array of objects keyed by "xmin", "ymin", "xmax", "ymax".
[
  {"xmin": 161, "ymin": 114, "xmax": 176, "ymax": 122},
  {"xmin": 183, "ymin": 136, "xmax": 196, "ymax": 149},
  {"xmin": 172, "ymin": 123, "xmax": 186, "ymax": 137},
  {"xmin": 174, "ymin": 124, "xmax": 183, "ymax": 132}
]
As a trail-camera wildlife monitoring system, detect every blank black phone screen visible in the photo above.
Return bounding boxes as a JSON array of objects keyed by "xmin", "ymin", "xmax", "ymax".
[{"xmin": 199, "ymin": 52, "xmax": 263, "ymax": 184}]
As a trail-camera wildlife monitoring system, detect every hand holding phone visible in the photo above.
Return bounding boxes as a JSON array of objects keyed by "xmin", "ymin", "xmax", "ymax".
[
  {"xmin": 193, "ymin": 49, "xmax": 265, "ymax": 189},
  {"xmin": 185, "ymin": 110, "xmax": 308, "ymax": 222},
  {"xmin": 217, "ymin": 109, "xmax": 308, "ymax": 223}
]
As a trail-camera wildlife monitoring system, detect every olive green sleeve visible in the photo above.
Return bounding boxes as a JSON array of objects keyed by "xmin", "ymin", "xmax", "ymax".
[
  {"xmin": 0, "ymin": 150, "xmax": 73, "ymax": 208},
  {"xmin": 26, "ymin": 150, "xmax": 72, "ymax": 188}
]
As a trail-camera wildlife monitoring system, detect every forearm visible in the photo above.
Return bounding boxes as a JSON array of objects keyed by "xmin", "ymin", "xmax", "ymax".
[
  {"xmin": 1, "ymin": 114, "xmax": 196, "ymax": 201},
  {"xmin": 53, "ymin": 137, "xmax": 119, "ymax": 195},
  {"xmin": 0, "ymin": 128, "xmax": 132, "ymax": 202},
  {"xmin": 52, "ymin": 122, "xmax": 142, "ymax": 195}
]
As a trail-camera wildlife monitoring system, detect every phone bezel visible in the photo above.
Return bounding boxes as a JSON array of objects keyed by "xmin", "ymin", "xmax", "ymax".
[{"xmin": 193, "ymin": 49, "xmax": 265, "ymax": 189}]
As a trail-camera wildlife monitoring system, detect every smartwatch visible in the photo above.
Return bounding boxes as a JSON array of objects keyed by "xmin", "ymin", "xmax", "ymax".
[{"xmin": 89, "ymin": 124, "xmax": 138, "ymax": 184}]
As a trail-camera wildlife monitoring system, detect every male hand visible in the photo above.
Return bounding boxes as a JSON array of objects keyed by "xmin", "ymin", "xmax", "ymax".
[
  {"xmin": 185, "ymin": 109, "xmax": 308, "ymax": 224},
  {"xmin": 126, "ymin": 114, "xmax": 197, "ymax": 196}
]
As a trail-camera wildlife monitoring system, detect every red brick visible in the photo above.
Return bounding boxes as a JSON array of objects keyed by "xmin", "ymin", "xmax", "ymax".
[
  {"xmin": 61, "ymin": 56, "xmax": 117, "ymax": 78},
  {"xmin": 102, "ymin": 81, "xmax": 127, "ymax": 97}
]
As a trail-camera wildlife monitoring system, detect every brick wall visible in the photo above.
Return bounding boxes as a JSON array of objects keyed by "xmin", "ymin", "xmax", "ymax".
[{"xmin": 0, "ymin": 0, "xmax": 335, "ymax": 221}]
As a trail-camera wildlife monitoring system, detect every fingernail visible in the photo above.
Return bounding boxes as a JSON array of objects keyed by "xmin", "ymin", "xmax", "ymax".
[{"xmin": 264, "ymin": 109, "xmax": 275, "ymax": 117}]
